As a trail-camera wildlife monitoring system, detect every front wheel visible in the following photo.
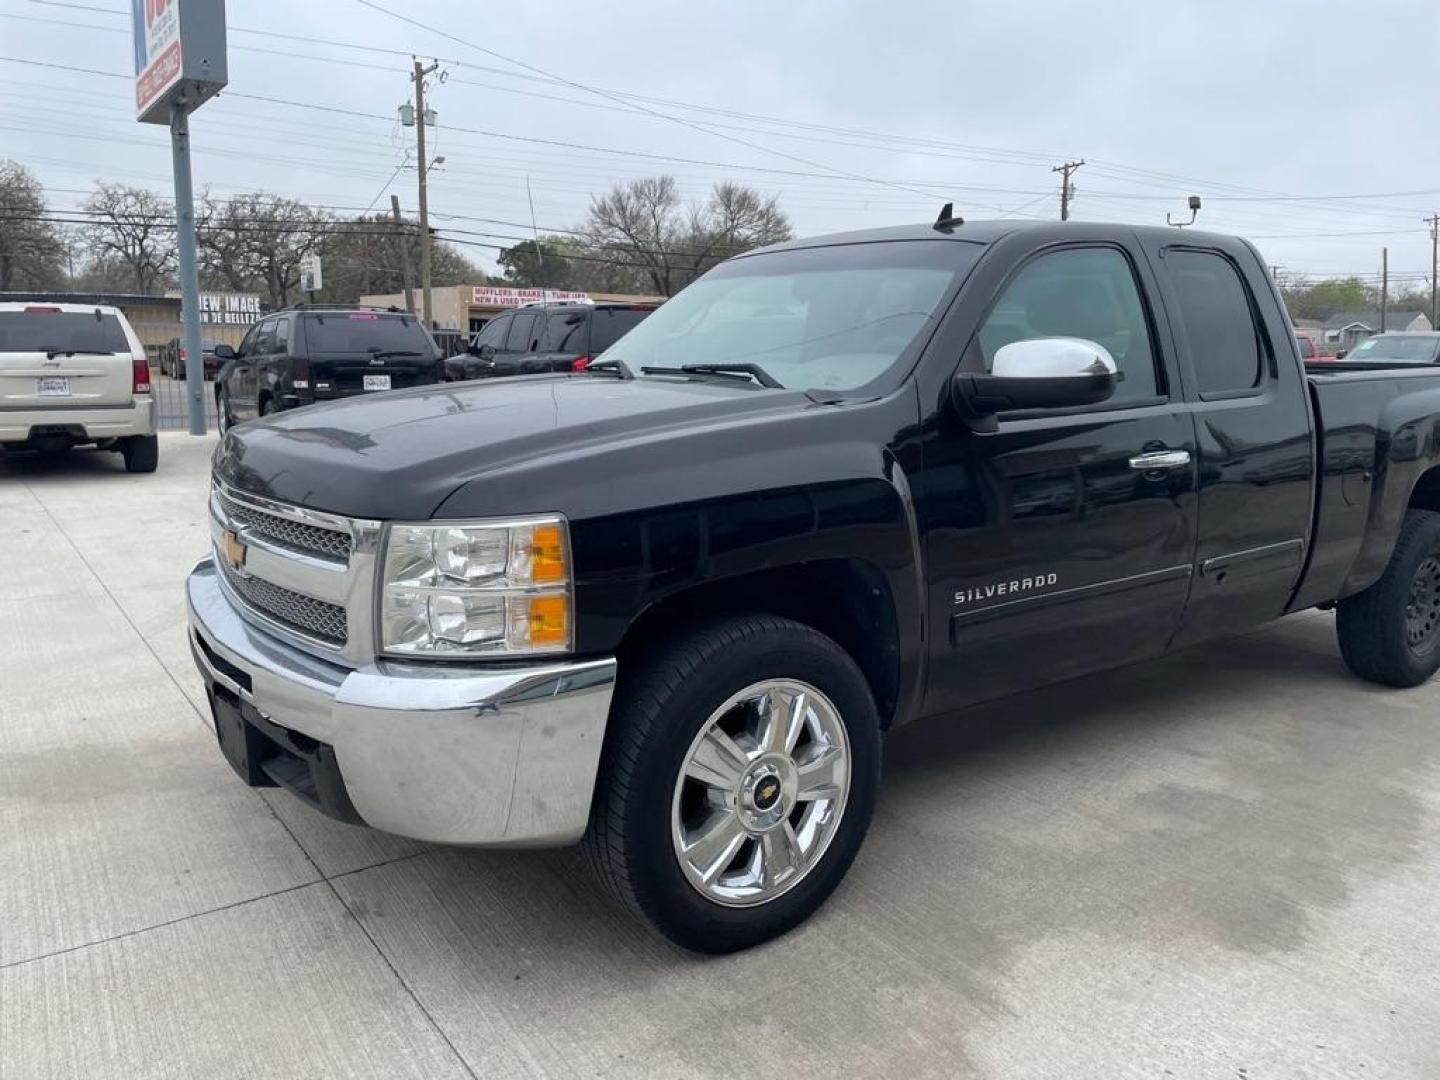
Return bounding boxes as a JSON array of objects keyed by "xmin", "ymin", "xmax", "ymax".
[
  {"xmin": 1337, "ymin": 508, "xmax": 1440, "ymax": 686},
  {"xmin": 584, "ymin": 615, "xmax": 880, "ymax": 953}
]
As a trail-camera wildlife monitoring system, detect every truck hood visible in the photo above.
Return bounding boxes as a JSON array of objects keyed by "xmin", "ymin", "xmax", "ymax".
[{"xmin": 213, "ymin": 374, "xmax": 807, "ymax": 519}]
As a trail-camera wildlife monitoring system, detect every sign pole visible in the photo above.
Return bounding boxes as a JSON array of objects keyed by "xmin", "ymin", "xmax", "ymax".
[{"xmin": 171, "ymin": 103, "xmax": 206, "ymax": 435}]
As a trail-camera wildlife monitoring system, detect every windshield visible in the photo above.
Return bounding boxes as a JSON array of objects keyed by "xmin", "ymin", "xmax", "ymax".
[
  {"xmin": 604, "ymin": 240, "xmax": 977, "ymax": 391},
  {"xmin": 0, "ymin": 311, "xmax": 129, "ymax": 353},
  {"xmin": 303, "ymin": 313, "xmax": 437, "ymax": 355},
  {"xmin": 1344, "ymin": 335, "xmax": 1440, "ymax": 363}
]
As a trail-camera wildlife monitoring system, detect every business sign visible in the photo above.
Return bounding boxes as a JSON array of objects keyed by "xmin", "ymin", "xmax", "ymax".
[
  {"xmin": 472, "ymin": 286, "xmax": 591, "ymax": 308},
  {"xmin": 172, "ymin": 292, "xmax": 262, "ymax": 325},
  {"xmin": 131, "ymin": 0, "xmax": 228, "ymax": 125}
]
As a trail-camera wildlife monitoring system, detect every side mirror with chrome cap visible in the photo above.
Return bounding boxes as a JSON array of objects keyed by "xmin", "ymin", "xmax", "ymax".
[{"xmin": 952, "ymin": 337, "xmax": 1118, "ymax": 427}]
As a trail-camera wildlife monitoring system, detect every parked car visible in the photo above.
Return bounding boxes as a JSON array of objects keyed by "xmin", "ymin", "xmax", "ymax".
[
  {"xmin": 1294, "ymin": 330, "xmax": 1324, "ymax": 361},
  {"xmin": 445, "ymin": 301, "xmax": 657, "ymax": 381},
  {"xmin": 0, "ymin": 301, "xmax": 158, "ymax": 471},
  {"xmin": 189, "ymin": 218, "xmax": 1440, "ymax": 953},
  {"xmin": 213, "ymin": 305, "xmax": 443, "ymax": 431},
  {"xmin": 161, "ymin": 336, "xmax": 225, "ymax": 380},
  {"xmin": 1335, "ymin": 332, "xmax": 1440, "ymax": 365}
]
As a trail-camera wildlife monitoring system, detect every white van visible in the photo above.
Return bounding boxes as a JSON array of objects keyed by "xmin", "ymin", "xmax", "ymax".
[{"xmin": 0, "ymin": 302, "xmax": 158, "ymax": 472}]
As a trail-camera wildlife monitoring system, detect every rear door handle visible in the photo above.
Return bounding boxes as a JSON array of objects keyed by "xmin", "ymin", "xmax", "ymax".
[{"xmin": 1128, "ymin": 450, "xmax": 1191, "ymax": 471}]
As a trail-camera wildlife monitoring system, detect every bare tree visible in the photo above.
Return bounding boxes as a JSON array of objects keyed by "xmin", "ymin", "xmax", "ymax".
[
  {"xmin": 79, "ymin": 182, "xmax": 175, "ymax": 294},
  {"xmin": 317, "ymin": 212, "xmax": 481, "ymax": 301},
  {"xmin": 0, "ymin": 161, "xmax": 68, "ymax": 290},
  {"xmin": 198, "ymin": 192, "xmax": 331, "ymax": 307},
  {"xmin": 582, "ymin": 176, "xmax": 792, "ymax": 296}
]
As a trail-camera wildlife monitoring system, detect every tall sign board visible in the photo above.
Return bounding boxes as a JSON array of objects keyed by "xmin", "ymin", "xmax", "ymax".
[
  {"xmin": 132, "ymin": 0, "xmax": 228, "ymax": 125},
  {"xmin": 132, "ymin": 0, "xmax": 227, "ymax": 434}
]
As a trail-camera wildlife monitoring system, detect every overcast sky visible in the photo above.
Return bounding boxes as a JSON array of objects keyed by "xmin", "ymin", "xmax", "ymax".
[{"xmin": 3, "ymin": 0, "xmax": 1439, "ymax": 289}]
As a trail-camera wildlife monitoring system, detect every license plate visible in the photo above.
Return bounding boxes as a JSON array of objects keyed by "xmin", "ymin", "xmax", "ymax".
[
  {"xmin": 362, "ymin": 374, "xmax": 391, "ymax": 392},
  {"xmin": 36, "ymin": 377, "xmax": 70, "ymax": 397}
]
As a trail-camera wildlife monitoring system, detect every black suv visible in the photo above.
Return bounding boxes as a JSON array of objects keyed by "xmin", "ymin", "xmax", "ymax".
[
  {"xmin": 215, "ymin": 305, "xmax": 442, "ymax": 430},
  {"xmin": 445, "ymin": 302, "xmax": 657, "ymax": 381}
]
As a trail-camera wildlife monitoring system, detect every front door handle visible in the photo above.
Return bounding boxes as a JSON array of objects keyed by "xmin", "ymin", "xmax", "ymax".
[{"xmin": 1128, "ymin": 450, "xmax": 1191, "ymax": 471}]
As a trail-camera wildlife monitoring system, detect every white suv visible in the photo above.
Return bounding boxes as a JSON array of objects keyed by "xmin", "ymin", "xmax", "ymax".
[{"xmin": 0, "ymin": 302, "xmax": 158, "ymax": 472}]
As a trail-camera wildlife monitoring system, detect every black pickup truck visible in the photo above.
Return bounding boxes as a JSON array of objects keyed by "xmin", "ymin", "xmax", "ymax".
[{"xmin": 187, "ymin": 218, "xmax": 1440, "ymax": 953}]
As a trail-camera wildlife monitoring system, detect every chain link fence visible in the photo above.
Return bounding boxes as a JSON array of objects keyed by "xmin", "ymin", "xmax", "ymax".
[{"xmin": 151, "ymin": 368, "xmax": 221, "ymax": 431}]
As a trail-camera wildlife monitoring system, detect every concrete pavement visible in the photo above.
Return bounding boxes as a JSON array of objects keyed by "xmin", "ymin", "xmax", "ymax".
[{"xmin": 2, "ymin": 433, "xmax": 1438, "ymax": 1079}]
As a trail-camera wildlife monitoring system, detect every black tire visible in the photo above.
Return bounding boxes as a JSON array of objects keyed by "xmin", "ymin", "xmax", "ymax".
[
  {"xmin": 584, "ymin": 615, "xmax": 881, "ymax": 954},
  {"xmin": 121, "ymin": 434, "xmax": 159, "ymax": 474},
  {"xmin": 1337, "ymin": 508, "xmax": 1440, "ymax": 687}
]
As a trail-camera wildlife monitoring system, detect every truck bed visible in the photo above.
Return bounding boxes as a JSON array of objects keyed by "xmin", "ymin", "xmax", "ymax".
[{"xmin": 1297, "ymin": 363, "xmax": 1440, "ymax": 609}]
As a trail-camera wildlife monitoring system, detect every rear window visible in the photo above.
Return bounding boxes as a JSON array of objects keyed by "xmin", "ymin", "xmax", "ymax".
[
  {"xmin": 590, "ymin": 307, "xmax": 653, "ymax": 351},
  {"xmin": 0, "ymin": 311, "xmax": 129, "ymax": 354},
  {"xmin": 302, "ymin": 313, "xmax": 435, "ymax": 355}
]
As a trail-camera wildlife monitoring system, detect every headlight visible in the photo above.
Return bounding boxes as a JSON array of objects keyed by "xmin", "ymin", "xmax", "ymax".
[{"xmin": 379, "ymin": 516, "xmax": 572, "ymax": 657}]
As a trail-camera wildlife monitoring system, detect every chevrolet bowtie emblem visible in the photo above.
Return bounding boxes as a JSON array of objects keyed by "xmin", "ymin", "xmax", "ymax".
[{"xmin": 221, "ymin": 529, "xmax": 248, "ymax": 575}]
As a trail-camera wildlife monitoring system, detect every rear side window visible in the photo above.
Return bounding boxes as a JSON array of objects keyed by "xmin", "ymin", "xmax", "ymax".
[
  {"xmin": 1166, "ymin": 250, "xmax": 1264, "ymax": 394},
  {"xmin": 544, "ymin": 311, "xmax": 588, "ymax": 353},
  {"xmin": 303, "ymin": 313, "xmax": 434, "ymax": 355},
  {"xmin": 273, "ymin": 317, "xmax": 291, "ymax": 353},
  {"xmin": 591, "ymin": 307, "xmax": 653, "ymax": 352},
  {"xmin": 0, "ymin": 311, "xmax": 129, "ymax": 354}
]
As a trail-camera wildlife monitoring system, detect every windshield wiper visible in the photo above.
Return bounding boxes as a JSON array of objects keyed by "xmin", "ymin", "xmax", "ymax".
[
  {"xmin": 44, "ymin": 348, "xmax": 115, "ymax": 359},
  {"xmin": 370, "ymin": 350, "xmax": 424, "ymax": 359},
  {"xmin": 640, "ymin": 362, "xmax": 783, "ymax": 388}
]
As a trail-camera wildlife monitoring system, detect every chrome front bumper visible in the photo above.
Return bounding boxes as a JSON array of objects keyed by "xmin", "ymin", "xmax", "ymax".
[{"xmin": 186, "ymin": 557, "xmax": 617, "ymax": 846}]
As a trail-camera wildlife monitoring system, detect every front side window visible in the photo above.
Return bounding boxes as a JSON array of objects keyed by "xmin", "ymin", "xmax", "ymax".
[
  {"xmin": 506, "ymin": 312, "xmax": 540, "ymax": 353},
  {"xmin": 609, "ymin": 240, "xmax": 977, "ymax": 392},
  {"xmin": 975, "ymin": 247, "xmax": 1160, "ymax": 404},
  {"xmin": 474, "ymin": 315, "xmax": 510, "ymax": 349},
  {"xmin": 1166, "ymin": 249, "xmax": 1264, "ymax": 394}
]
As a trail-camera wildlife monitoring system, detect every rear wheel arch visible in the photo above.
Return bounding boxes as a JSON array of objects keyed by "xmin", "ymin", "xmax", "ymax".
[
  {"xmin": 1408, "ymin": 465, "xmax": 1440, "ymax": 512},
  {"xmin": 613, "ymin": 559, "xmax": 905, "ymax": 729}
]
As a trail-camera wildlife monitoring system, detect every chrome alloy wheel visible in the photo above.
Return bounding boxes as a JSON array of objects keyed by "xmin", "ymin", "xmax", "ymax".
[{"xmin": 670, "ymin": 679, "xmax": 851, "ymax": 908}]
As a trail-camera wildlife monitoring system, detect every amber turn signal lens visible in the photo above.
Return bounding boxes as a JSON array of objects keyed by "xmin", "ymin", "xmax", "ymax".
[
  {"xmin": 527, "ymin": 594, "xmax": 568, "ymax": 646},
  {"xmin": 531, "ymin": 524, "xmax": 565, "ymax": 583}
]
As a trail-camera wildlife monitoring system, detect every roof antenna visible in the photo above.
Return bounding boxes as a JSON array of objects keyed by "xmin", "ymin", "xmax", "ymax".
[{"xmin": 933, "ymin": 202, "xmax": 964, "ymax": 233}]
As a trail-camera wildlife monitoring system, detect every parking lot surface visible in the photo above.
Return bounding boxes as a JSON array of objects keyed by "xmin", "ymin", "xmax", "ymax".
[{"xmin": 3, "ymin": 433, "xmax": 1439, "ymax": 1079}]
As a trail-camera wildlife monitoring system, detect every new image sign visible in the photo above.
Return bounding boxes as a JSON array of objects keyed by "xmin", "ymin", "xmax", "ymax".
[
  {"xmin": 130, "ymin": 0, "xmax": 228, "ymax": 125},
  {"xmin": 133, "ymin": 0, "xmax": 182, "ymax": 119}
]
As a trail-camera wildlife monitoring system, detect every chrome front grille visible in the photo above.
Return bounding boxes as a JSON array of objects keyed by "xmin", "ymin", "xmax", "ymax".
[
  {"xmin": 217, "ymin": 489, "xmax": 352, "ymax": 564},
  {"xmin": 210, "ymin": 480, "xmax": 384, "ymax": 663},
  {"xmin": 218, "ymin": 558, "xmax": 348, "ymax": 645}
]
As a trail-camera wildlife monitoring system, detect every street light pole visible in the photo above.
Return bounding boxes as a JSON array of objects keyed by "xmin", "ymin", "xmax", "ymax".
[{"xmin": 412, "ymin": 59, "xmax": 439, "ymax": 327}]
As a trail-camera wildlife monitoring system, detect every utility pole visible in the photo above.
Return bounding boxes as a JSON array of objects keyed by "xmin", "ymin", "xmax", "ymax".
[
  {"xmin": 1381, "ymin": 247, "xmax": 1389, "ymax": 332},
  {"xmin": 1427, "ymin": 213, "xmax": 1439, "ymax": 328},
  {"xmin": 391, "ymin": 194, "xmax": 415, "ymax": 315},
  {"xmin": 1052, "ymin": 160, "xmax": 1084, "ymax": 221},
  {"xmin": 412, "ymin": 58, "xmax": 440, "ymax": 326}
]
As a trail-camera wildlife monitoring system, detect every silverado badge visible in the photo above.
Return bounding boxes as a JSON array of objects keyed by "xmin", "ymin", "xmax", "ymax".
[{"xmin": 221, "ymin": 529, "xmax": 248, "ymax": 575}]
